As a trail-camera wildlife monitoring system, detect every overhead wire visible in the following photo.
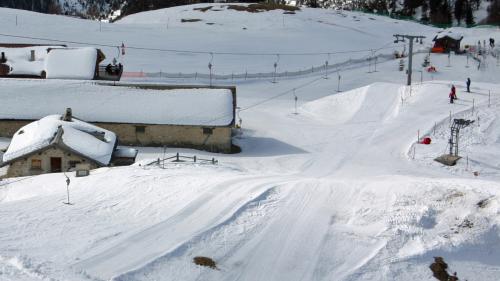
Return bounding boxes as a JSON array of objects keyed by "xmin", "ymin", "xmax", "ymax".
[
  {"xmin": 0, "ymin": 32, "xmax": 404, "ymax": 128},
  {"xmin": 0, "ymin": 32, "xmax": 404, "ymax": 57},
  {"xmin": 178, "ymin": 40, "xmax": 404, "ymax": 125}
]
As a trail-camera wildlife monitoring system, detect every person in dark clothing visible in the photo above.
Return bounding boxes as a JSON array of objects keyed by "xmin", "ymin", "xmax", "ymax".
[
  {"xmin": 490, "ymin": 38, "xmax": 495, "ymax": 48},
  {"xmin": 429, "ymin": 257, "xmax": 450, "ymax": 281},
  {"xmin": 466, "ymin": 78, "xmax": 471, "ymax": 93},
  {"xmin": 449, "ymin": 85, "xmax": 457, "ymax": 104},
  {"xmin": 449, "ymin": 272, "xmax": 459, "ymax": 281},
  {"xmin": 105, "ymin": 63, "xmax": 112, "ymax": 75}
]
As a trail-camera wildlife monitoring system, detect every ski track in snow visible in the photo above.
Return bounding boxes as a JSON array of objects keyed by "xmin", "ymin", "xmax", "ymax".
[
  {"xmin": 1, "ymin": 4, "xmax": 500, "ymax": 281},
  {"xmin": 74, "ymin": 175, "xmax": 293, "ymax": 280}
]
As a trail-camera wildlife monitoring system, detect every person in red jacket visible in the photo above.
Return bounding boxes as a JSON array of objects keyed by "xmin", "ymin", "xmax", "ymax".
[{"xmin": 449, "ymin": 85, "xmax": 457, "ymax": 104}]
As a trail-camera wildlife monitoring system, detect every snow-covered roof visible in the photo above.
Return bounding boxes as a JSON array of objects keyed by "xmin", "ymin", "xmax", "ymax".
[
  {"xmin": 0, "ymin": 80, "xmax": 235, "ymax": 126},
  {"xmin": 0, "ymin": 46, "xmax": 100, "ymax": 79},
  {"xmin": 2, "ymin": 114, "xmax": 117, "ymax": 166},
  {"xmin": 45, "ymin": 48, "xmax": 98, "ymax": 79},
  {"xmin": 434, "ymin": 30, "xmax": 463, "ymax": 41},
  {"xmin": 0, "ymin": 46, "xmax": 49, "ymax": 76}
]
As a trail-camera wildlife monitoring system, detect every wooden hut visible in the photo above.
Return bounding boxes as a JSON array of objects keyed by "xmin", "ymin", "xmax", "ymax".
[{"xmin": 432, "ymin": 31, "xmax": 463, "ymax": 53}]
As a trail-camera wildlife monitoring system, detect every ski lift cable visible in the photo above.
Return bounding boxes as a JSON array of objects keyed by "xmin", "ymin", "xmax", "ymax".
[
  {"xmin": 200, "ymin": 75, "xmax": 326, "ymax": 126},
  {"xmin": 200, "ymin": 44, "xmax": 397, "ymax": 125},
  {"xmin": 0, "ymin": 32, "xmax": 403, "ymax": 57}
]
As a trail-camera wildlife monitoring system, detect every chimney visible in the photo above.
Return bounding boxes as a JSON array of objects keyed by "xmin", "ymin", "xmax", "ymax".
[
  {"xmin": 63, "ymin": 108, "xmax": 72, "ymax": 121},
  {"xmin": 0, "ymin": 52, "xmax": 5, "ymax": 63},
  {"xmin": 30, "ymin": 50, "xmax": 35, "ymax": 62}
]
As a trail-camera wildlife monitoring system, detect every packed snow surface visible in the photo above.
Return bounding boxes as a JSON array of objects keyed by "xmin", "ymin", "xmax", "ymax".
[
  {"xmin": 0, "ymin": 4, "xmax": 500, "ymax": 281},
  {"xmin": 2, "ymin": 115, "xmax": 117, "ymax": 165}
]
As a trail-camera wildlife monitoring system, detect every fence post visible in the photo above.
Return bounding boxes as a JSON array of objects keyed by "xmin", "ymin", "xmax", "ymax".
[
  {"xmin": 417, "ymin": 130, "xmax": 420, "ymax": 143},
  {"xmin": 212, "ymin": 158, "xmax": 215, "ymax": 164},
  {"xmin": 488, "ymin": 90, "xmax": 491, "ymax": 107},
  {"xmin": 176, "ymin": 152, "xmax": 179, "ymax": 162},
  {"xmin": 194, "ymin": 155, "xmax": 197, "ymax": 163},
  {"xmin": 337, "ymin": 72, "xmax": 341, "ymax": 92}
]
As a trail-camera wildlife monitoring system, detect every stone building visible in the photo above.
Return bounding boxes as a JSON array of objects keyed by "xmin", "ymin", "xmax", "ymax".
[
  {"xmin": 0, "ymin": 44, "xmax": 121, "ymax": 80},
  {"xmin": 0, "ymin": 82, "xmax": 237, "ymax": 153},
  {"xmin": 0, "ymin": 110, "xmax": 137, "ymax": 178}
]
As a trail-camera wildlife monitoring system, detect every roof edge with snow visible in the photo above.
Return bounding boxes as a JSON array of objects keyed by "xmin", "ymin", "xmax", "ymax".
[{"xmin": 1, "ymin": 115, "xmax": 118, "ymax": 167}]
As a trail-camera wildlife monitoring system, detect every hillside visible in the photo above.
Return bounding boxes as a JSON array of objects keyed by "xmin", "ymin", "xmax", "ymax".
[
  {"xmin": 1, "ymin": 4, "xmax": 500, "ymax": 281},
  {"xmin": 0, "ymin": 0, "xmax": 497, "ymax": 24}
]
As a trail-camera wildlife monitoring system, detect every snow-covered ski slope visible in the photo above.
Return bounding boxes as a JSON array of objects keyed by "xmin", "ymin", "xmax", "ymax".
[
  {"xmin": 1, "ymin": 4, "xmax": 500, "ymax": 281},
  {"xmin": 0, "ymin": 4, "xmax": 439, "ymax": 74}
]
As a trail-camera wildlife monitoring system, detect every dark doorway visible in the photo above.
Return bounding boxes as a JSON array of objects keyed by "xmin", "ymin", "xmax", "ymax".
[{"xmin": 50, "ymin": 157, "xmax": 62, "ymax": 173}]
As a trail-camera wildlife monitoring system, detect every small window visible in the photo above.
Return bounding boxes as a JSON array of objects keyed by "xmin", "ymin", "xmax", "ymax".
[
  {"xmin": 31, "ymin": 159, "xmax": 42, "ymax": 169},
  {"xmin": 203, "ymin": 127, "xmax": 213, "ymax": 135},
  {"xmin": 69, "ymin": 160, "xmax": 81, "ymax": 168},
  {"xmin": 135, "ymin": 126, "xmax": 146, "ymax": 133}
]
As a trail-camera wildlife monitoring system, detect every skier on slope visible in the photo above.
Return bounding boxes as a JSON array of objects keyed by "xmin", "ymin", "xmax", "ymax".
[
  {"xmin": 449, "ymin": 85, "xmax": 457, "ymax": 104},
  {"xmin": 466, "ymin": 78, "xmax": 471, "ymax": 93}
]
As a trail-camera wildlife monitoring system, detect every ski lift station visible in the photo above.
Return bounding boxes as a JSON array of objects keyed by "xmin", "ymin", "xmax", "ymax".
[
  {"xmin": 431, "ymin": 30, "xmax": 464, "ymax": 53},
  {"xmin": 0, "ymin": 81, "xmax": 237, "ymax": 153}
]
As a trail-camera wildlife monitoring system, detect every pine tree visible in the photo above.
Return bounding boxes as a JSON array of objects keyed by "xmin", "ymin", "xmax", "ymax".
[
  {"xmin": 421, "ymin": 0, "xmax": 430, "ymax": 22},
  {"xmin": 429, "ymin": 0, "xmax": 442, "ymax": 23},
  {"xmin": 443, "ymin": 0, "xmax": 452, "ymax": 24},
  {"xmin": 486, "ymin": 0, "xmax": 500, "ymax": 24},
  {"xmin": 454, "ymin": 0, "xmax": 464, "ymax": 24},
  {"xmin": 474, "ymin": 0, "xmax": 481, "ymax": 10},
  {"xmin": 389, "ymin": 0, "xmax": 397, "ymax": 15},
  {"xmin": 465, "ymin": 0, "xmax": 475, "ymax": 25},
  {"xmin": 401, "ymin": 0, "xmax": 424, "ymax": 16}
]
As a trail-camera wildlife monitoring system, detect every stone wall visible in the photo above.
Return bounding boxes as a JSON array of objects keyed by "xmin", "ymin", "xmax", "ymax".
[
  {"xmin": 0, "ymin": 120, "xmax": 30, "ymax": 138},
  {"xmin": 97, "ymin": 123, "xmax": 232, "ymax": 153},
  {"xmin": 0, "ymin": 120, "xmax": 233, "ymax": 153},
  {"xmin": 6, "ymin": 147, "xmax": 98, "ymax": 178}
]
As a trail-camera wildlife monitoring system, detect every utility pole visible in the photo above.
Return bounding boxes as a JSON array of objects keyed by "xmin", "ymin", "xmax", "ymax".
[
  {"xmin": 208, "ymin": 52, "xmax": 214, "ymax": 87},
  {"xmin": 162, "ymin": 145, "xmax": 167, "ymax": 169},
  {"xmin": 393, "ymin": 34, "xmax": 426, "ymax": 86},
  {"xmin": 337, "ymin": 71, "xmax": 341, "ymax": 92},
  {"xmin": 293, "ymin": 88, "xmax": 298, "ymax": 115},
  {"xmin": 63, "ymin": 173, "xmax": 71, "ymax": 205}
]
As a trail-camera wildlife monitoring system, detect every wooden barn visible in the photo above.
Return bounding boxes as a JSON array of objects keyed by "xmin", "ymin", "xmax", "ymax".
[{"xmin": 432, "ymin": 31, "xmax": 463, "ymax": 53}]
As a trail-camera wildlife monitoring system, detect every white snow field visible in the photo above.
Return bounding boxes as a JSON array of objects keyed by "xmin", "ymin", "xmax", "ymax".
[{"xmin": 1, "ymin": 4, "xmax": 500, "ymax": 281}]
